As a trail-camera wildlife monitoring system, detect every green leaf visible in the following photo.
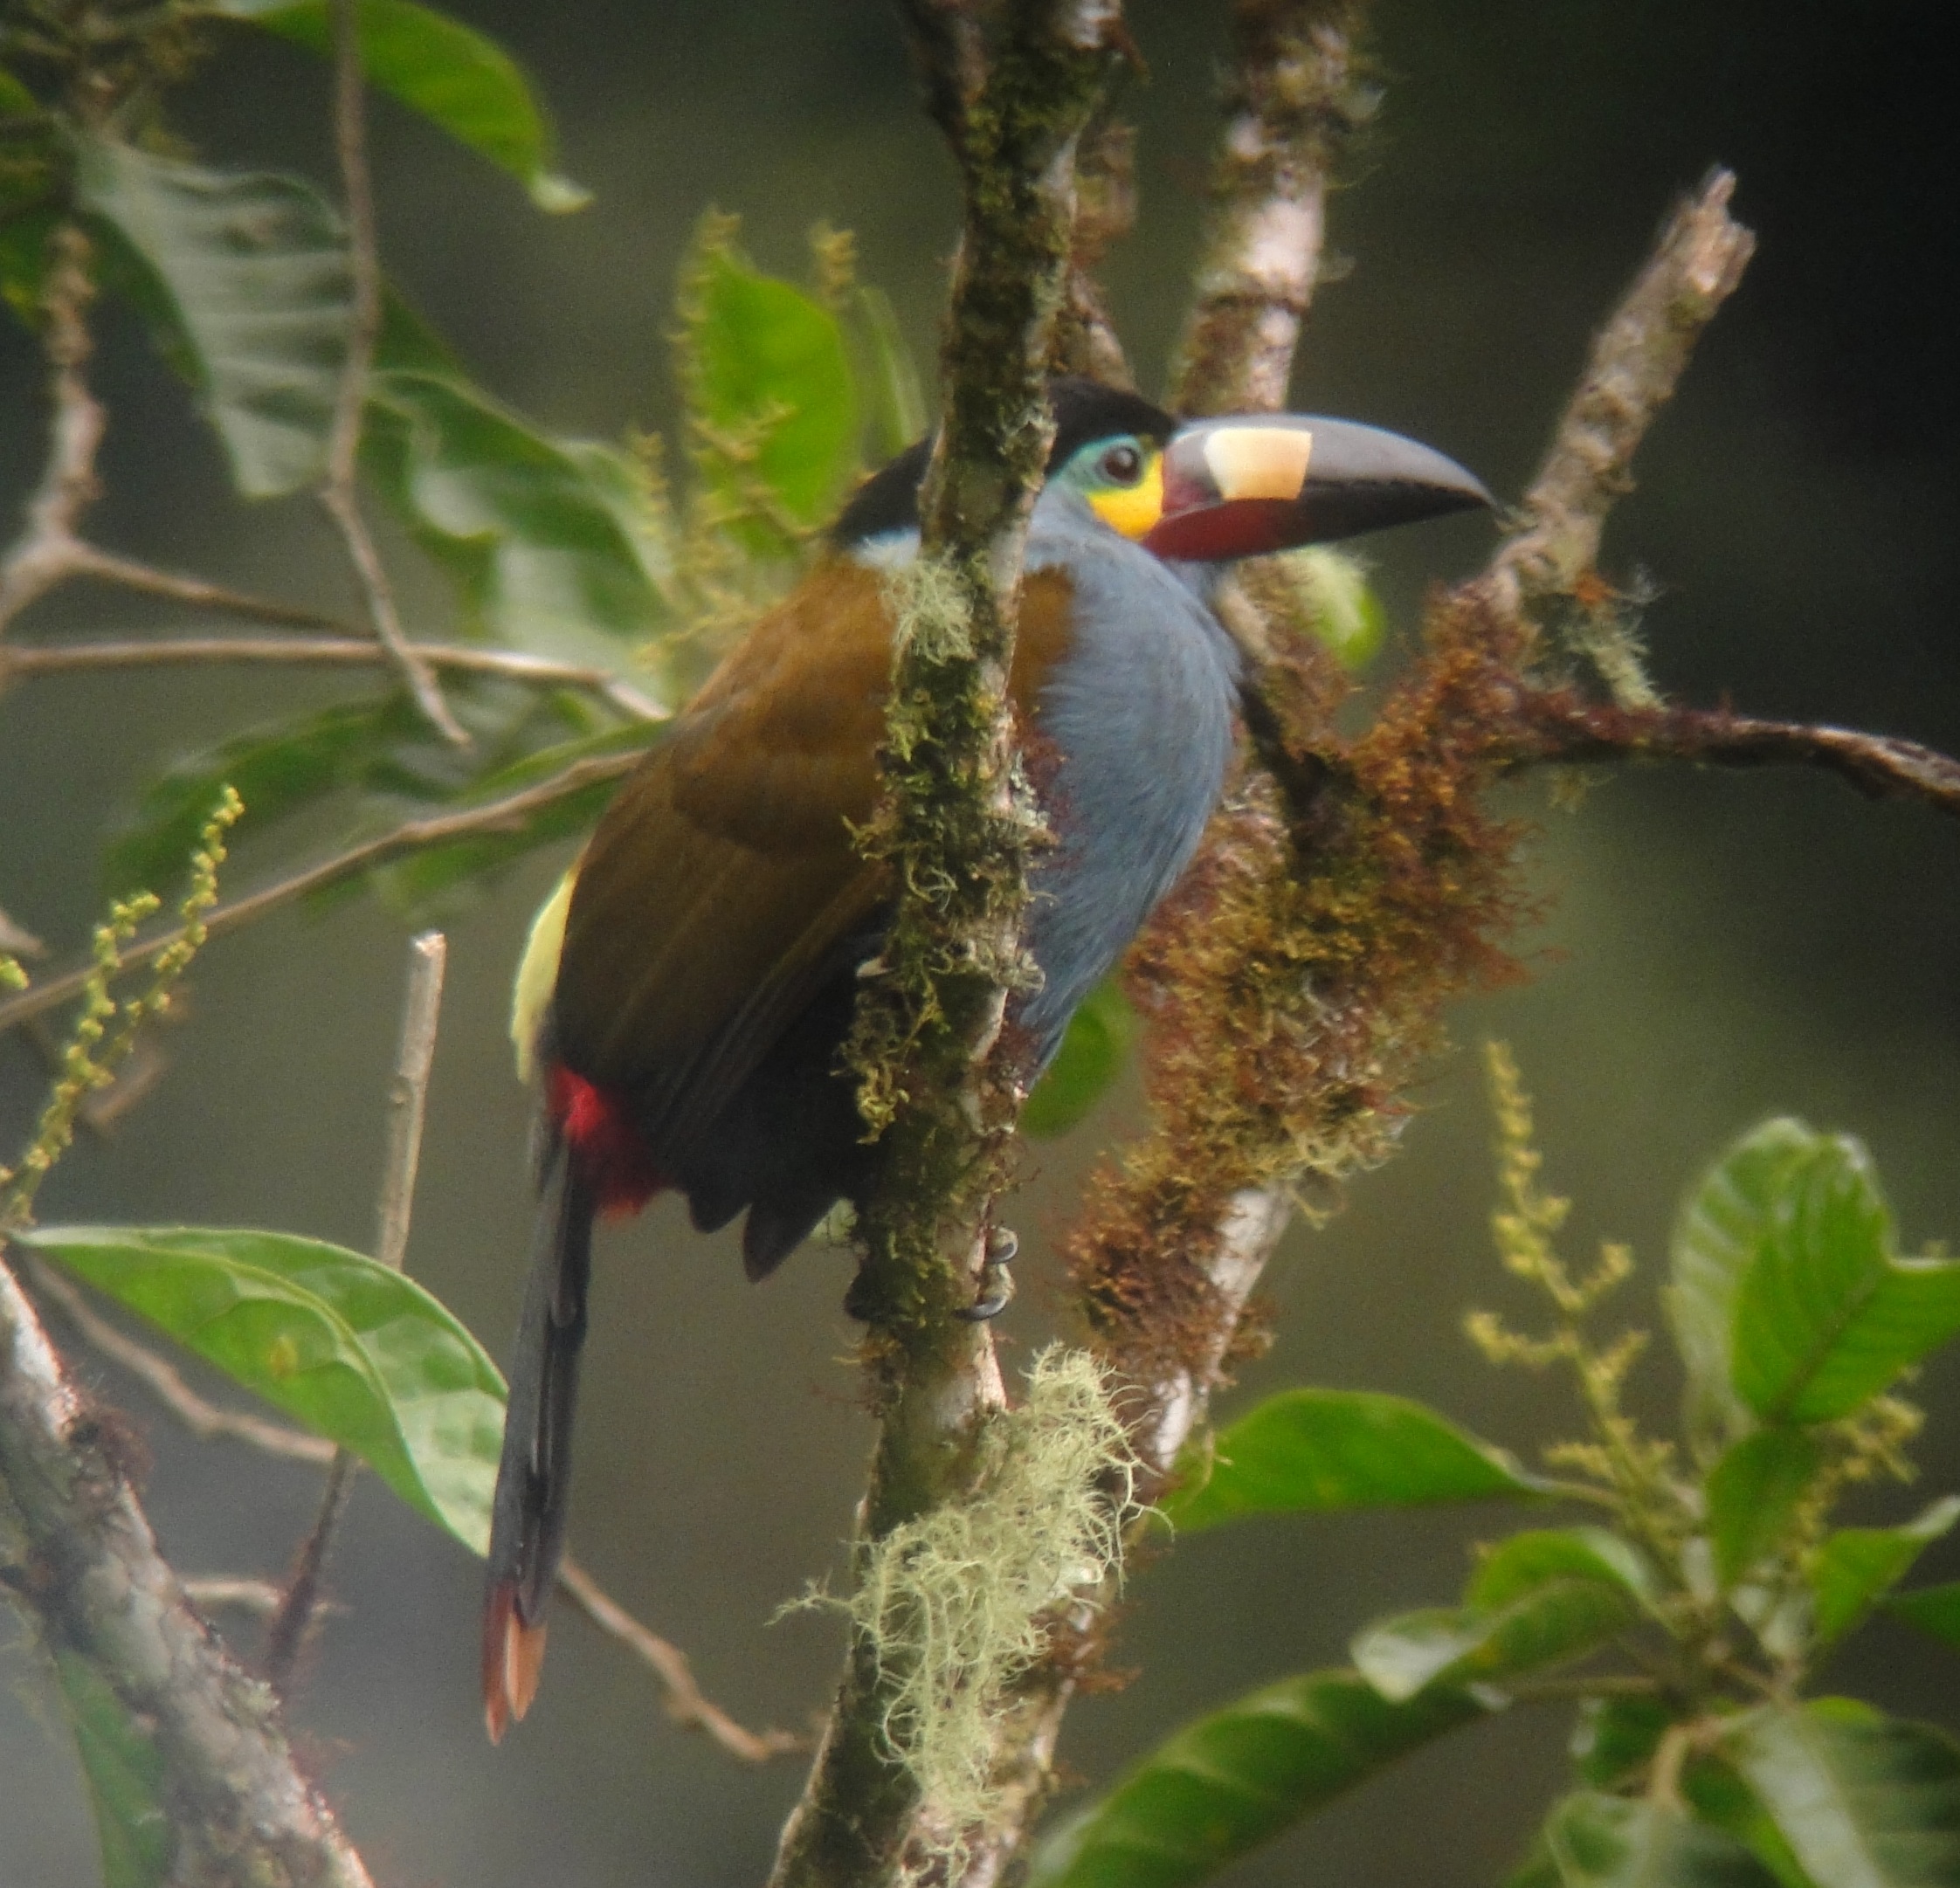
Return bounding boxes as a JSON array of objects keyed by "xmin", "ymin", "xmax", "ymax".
[
  {"xmin": 0, "ymin": 65, "xmax": 40, "ymax": 115},
  {"xmin": 1542, "ymin": 1792, "xmax": 1781, "ymax": 1888},
  {"xmin": 364, "ymin": 720, "xmax": 653, "ymax": 918},
  {"xmin": 1022, "ymin": 979, "xmax": 1136, "ymax": 1139},
  {"xmin": 1572, "ymin": 1693, "xmax": 1673, "ymax": 1789},
  {"xmin": 1685, "ymin": 1756, "xmax": 1815, "ymax": 1888},
  {"xmin": 52, "ymin": 1651, "xmax": 172, "ymax": 1888},
  {"xmin": 1024, "ymin": 1670, "xmax": 1492, "ymax": 1888},
  {"xmin": 1282, "ymin": 545, "xmax": 1387, "ymax": 672},
  {"xmin": 76, "ymin": 137, "xmax": 350, "ymax": 499},
  {"xmin": 847, "ymin": 283, "xmax": 927, "ymax": 461},
  {"xmin": 1726, "ymin": 1701, "xmax": 1960, "ymax": 1888},
  {"xmin": 1810, "ymin": 1498, "xmax": 1960, "ymax": 1649},
  {"xmin": 1705, "ymin": 1428, "xmax": 1827, "ymax": 1588},
  {"xmin": 21, "ymin": 1225, "xmax": 505, "ymax": 1554},
  {"xmin": 1670, "ymin": 1118, "xmax": 1823, "ymax": 1449},
  {"xmin": 105, "ymin": 692, "xmax": 423, "ymax": 895},
  {"xmin": 210, "ymin": 0, "xmax": 587, "ymax": 210},
  {"xmin": 678, "ymin": 218, "xmax": 859, "ymax": 541},
  {"xmin": 1468, "ymin": 1527, "xmax": 1659, "ymax": 1612},
  {"xmin": 1730, "ymin": 1138, "xmax": 1960, "ymax": 1424},
  {"xmin": 1888, "ymin": 1582, "xmax": 1960, "ymax": 1652},
  {"xmin": 1163, "ymin": 1388, "xmax": 1545, "ymax": 1533},
  {"xmin": 363, "ymin": 368, "xmax": 673, "ymax": 668}
]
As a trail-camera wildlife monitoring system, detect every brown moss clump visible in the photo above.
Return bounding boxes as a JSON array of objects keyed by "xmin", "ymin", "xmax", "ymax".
[{"xmin": 1065, "ymin": 583, "xmax": 1539, "ymax": 1389}]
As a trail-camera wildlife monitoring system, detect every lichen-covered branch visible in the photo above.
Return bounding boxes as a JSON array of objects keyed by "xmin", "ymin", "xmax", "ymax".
[
  {"xmin": 1, "ymin": 1253, "xmax": 376, "ymax": 1887},
  {"xmin": 772, "ymin": 6, "xmax": 1124, "ymax": 1886},
  {"xmin": 1168, "ymin": 0, "xmax": 1374, "ymax": 417}
]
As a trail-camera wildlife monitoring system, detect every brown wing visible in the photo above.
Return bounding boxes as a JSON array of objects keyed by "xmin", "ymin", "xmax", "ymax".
[{"xmin": 553, "ymin": 555, "xmax": 1075, "ymax": 1155}]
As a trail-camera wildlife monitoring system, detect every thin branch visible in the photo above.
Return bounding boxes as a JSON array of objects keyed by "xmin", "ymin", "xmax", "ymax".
[
  {"xmin": 1, "ymin": 1251, "xmax": 376, "ymax": 1886},
  {"xmin": 183, "ymin": 1576, "xmax": 291, "ymax": 1617},
  {"xmin": 26, "ymin": 1258, "xmax": 336, "ymax": 1464},
  {"xmin": 266, "ymin": 932, "xmax": 445, "ymax": 1688},
  {"xmin": 317, "ymin": 0, "xmax": 466, "ymax": 747},
  {"xmin": 0, "ymin": 632, "xmax": 667, "ymax": 720},
  {"xmin": 556, "ymin": 1554, "xmax": 807, "ymax": 1765},
  {"xmin": 1169, "ymin": 0, "xmax": 1373, "ymax": 417},
  {"xmin": 1486, "ymin": 168, "xmax": 1756, "ymax": 630},
  {"xmin": 0, "ymin": 747, "xmax": 641, "ymax": 1038}
]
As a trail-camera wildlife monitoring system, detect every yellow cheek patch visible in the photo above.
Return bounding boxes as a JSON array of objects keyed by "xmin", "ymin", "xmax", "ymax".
[
  {"xmin": 1087, "ymin": 451, "xmax": 1164, "ymax": 541},
  {"xmin": 1204, "ymin": 427, "xmax": 1315, "ymax": 503}
]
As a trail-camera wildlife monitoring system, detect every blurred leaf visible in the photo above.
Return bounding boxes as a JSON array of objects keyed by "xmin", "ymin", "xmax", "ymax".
[
  {"xmin": 1501, "ymin": 1840, "xmax": 1563, "ymax": 1888},
  {"xmin": 1163, "ymin": 1388, "xmax": 1545, "ymax": 1533},
  {"xmin": 1283, "ymin": 545, "xmax": 1386, "ymax": 672},
  {"xmin": 0, "ymin": 65, "xmax": 38, "ymax": 114},
  {"xmin": 1729, "ymin": 1137, "xmax": 1960, "ymax": 1424},
  {"xmin": 105, "ymin": 692, "xmax": 420, "ymax": 894},
  {"xmin": 52, "ymin": 1650, "xmax": 171, "ymax": 1888},
  {"xmin": 1024, "ymin": 1669, "xmax": 1491, "ymax": 1888},
  {"xmin": 0, "ymin": 199, "xmax": 58, "ymax": 326},
  {"xmin": 1725, "ymin": 1700, "xmax": 1960, "ymax": 1888},
  {"xmin": 1541, "ymin": 1792, "xmax": 1781, "ymax": 1888},
  {"xmin": 678, "ymin": 215, "xmax": 859, "ymax": 547},
  {"xmin": 365, "ymin": 720, "xmax": 653, "ymax": 918},
  {"xmin": 76, "ymin": 137, "xmax": 350, "ymax": 499},
  {"xmin": 1469, "ymin": 1528, "xmax": 1660, "ymax": 1612},
  {"xmin": 363, "ymin": 368, "xmax": 674, "ymax": 669},
  {"xmin": 1888, "ymin": 1583, "xmax": 1960, "ymax": 1651},
  {"xmin": 1810, "ymin": 1498, "xmax": 1960, "ymax": 1649},
  {"xmin": 210, "ymin": 0, "xmax": 588, "ymax": 210},
  {"xmin": 22, "ymin": 1225, "xmax": 505, "ymax": 1554},
  {"xmin": 848, "ymin": 283, "xmax": 927, "ymax": 461},
  {"xmin": 1354, "ymin": 1533, "xmax": 1642, "ymax": 1704},
  {"xmin": 1572, "ymin": 1693, "xmax": 1672, "ymax": 1789},
  {"xmin": 1706, "ymin": 1429, "xmax": 1826, "ymax": 1588},
  {"xmin": 1022, "ymin": 978, "xmax": 1135, "ymax": 1139},
  {"xmin": 1670, "ymin": 1117, "xmax": 1822, "ymax": 1449},
  {"xmin": 1685, "ymin": 1756, "xmax": 1815, "ymax": 1888}
]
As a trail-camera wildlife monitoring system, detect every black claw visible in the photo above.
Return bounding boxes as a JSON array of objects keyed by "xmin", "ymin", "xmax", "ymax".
[
  {"xmin": 957, "ymin": 1224, "xmax": 1018, "ymax": 1320},
  {"xmin": 956, "ymin": 1279, "xmax": 1012, "ymax": 1322}
]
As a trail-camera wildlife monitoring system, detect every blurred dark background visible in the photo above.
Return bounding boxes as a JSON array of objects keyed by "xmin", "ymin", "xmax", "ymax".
[{"xmin": 4, "ymin": 3, "xmax": 1958, "ymax": 1883}]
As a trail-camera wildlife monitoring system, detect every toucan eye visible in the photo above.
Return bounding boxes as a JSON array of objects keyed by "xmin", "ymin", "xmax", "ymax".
[{"xmin": 1099, "ymin": 441, "xmax": 1144, "ymax": 485}]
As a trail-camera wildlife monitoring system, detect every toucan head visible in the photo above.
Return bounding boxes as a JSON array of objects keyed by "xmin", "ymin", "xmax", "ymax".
[{"xmin": 832, "ymin": 376, "xmax": 1491, "ymax": 561}]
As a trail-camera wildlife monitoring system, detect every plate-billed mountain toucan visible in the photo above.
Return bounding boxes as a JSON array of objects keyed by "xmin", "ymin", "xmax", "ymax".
[{"xmin": 484, "ymin": 376, "xmax": 1489, "ymax": 1738}]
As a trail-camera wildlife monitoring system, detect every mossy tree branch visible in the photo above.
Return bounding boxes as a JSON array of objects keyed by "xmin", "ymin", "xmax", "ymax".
[{"xmin": 772, "ymin": 5, "xmax": 1125, "ymax": 1887}]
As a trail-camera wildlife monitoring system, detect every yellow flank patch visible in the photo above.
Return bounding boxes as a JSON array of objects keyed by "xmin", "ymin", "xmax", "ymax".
[
  {"xmin": 1087, "ymin": 451, "xmax": 1164, "ymax": 541},
  {"xmin": 1204, "ymin": 426, "xmax": 1314, "ymax": 503},
  {"xmin": 512, "ymin": 869, "xmax": 576, "ymax": 1083}
]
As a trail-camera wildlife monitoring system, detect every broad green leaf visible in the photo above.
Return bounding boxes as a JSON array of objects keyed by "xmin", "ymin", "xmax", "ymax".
[
  {"xmin": 364, "ymin": 720, "xmax": 653, "ymax": 918},
  {"xmin": 679, "ymin": 220, "xmax": 859, "ymax": 541},
  {"xmin": 1727, "ymin": 1701, "xmax": 1960, "ymax": 1888},
  {"xmin": 1730, "ymin": 1139, "xmax": 1960, "ymax": 1423},
  {"xmin": 1706, "ymin": 1429, "xmax": 1826, "ymax": 1588},
  {"xmin": 1685, "ymin": 1756, "xmax": 1815, "ymax": 1888},
  {"xmin": 1469, "ymin": 1528, "xmax": 1660, "ymax": 1612},
  {"xmin": 0, "ymin": 200, "xmax": 58, "ymax": 326},
  {"xmin": 210, "ymin": 0, "xmax": 588, "ymax": 211},
  {"xmin": 1284, "ymin": 545, "xmax": 1387, "ymax": 672},
  {"xmin": 1354, "ymin": 1541, "xmax": 1639, "ymax": 1704},
  {"xmin": 1024, "ymin": 1670, "xmax": 1491, "ymax": 1888},
  {"xmin": 105, "ymin": 692, "xmax": 421, "ymax": 894},
  {"xmin": 1888, "ymin": 1583, "xmax": 1960, "ymax": 1650},
  {"xmin": 21, "ymin": 1225, "xmax": 505, "ymax": 1554},
  {"xmin": 1670, "ymin": 1118, "xmax": 1822, "ymax": 1449},
  {"xmin": 1163, "ymin": 1388, "xmax": 1544, "ymax": 1533},
  {"xmin": 52, "ymin": 1650, "xmax": 172, "ymax": 1888},
  {"xmin": 1810, "ymin": 1498, "xmax": 1960, "ymax": 1648},
  {"xmin": 363, "ymin": 368, "xmax": 673, "ymax": 668},
  {"xmin": 848, "ymin": 283, "xmax": 927, "ymax": 460},
  {"xmin": 77, "ymin": 138, "xmax": 350, "ymax": 499},
  {"xmin": 1022, "ymin": 979, "xmax": 1136, "ymax": 1139},
  {"xmin": 1502, "ymin": 1841, "xmax": 1564, "ymax": 1888},
  {"xmin": 1572, "ymin": 1693, "xmax": 1672, "ymax": 1789},
  {"xmin": 1542, "ymin": 1792, "xmax": 1780, "ymax": 1888},
  {"xmin": 0, "ymin": 65, "xmax": 39, "ymax": 115}
]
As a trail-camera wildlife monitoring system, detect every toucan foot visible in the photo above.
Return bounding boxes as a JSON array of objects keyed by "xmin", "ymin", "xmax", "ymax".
[{"xmin": 956, "ymin": 1225, "xmax": 1018, "ymax": 1322}]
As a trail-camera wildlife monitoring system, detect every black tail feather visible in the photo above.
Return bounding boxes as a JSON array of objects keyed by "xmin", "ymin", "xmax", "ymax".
[{"xmin": 483, "ymin": 1133, "xmax": 596, "ymax": 1738}]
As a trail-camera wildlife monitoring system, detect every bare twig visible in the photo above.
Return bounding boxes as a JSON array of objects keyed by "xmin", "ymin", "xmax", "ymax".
[
  {"xmin": 1, "ymin": 1253, "xmax": 376, "ymax": 1886},
  {"xmin": 183, "ymin": 1576, "xmax": 291, "ymax": 1617},
  {"xmin": 1487, "ymin": 169, "xmax": 1756, "ymax": 630},
  {"xmin": 26, "ymin": 1258, "xmax": 336, "ymax": 1464},
  {"xmin": 317, "ymin": 0, "xmax": 466, "ymax": 746},
  {"xmin": 0, "ymin": 747, "xmax": 641, "ymax": 1038},
  {"xmin": 0, "ymin": 632, "xmax": 667, "ymax": 720},
  {"xmin": 265, "ymin": 932, "xmax": 445, "ymax": 1688},
  {"xmin": 1169, "ymin": 0, "xmax": 1374, "ymax": 417},
  {"xmin": 556, "ymin": 1554, "xmax": 807, "ymax": 1764},
  {"xmin": 0, "ymin": 903, "xmax": 44, "ymax": 958}
]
